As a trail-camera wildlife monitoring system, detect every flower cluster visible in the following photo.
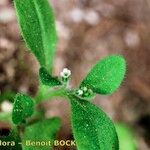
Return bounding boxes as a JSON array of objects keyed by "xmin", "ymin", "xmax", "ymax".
[
  {"xmin": 60, "ymin": 68, "xmax": 94, "ymax": 99},
  {"xmin": 76, "ymin": 86, "xmax": 94, "ymax": 98}
]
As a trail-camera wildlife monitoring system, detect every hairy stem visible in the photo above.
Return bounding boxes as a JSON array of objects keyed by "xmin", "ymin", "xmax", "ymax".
[{"xmin": 35, "ymin": 85, "xmax": 68, "ymax": 104}]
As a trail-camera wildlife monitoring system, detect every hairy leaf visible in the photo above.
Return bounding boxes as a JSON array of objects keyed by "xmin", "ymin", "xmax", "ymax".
[
  {"xmin": 39, "ymin": 67, "xmax": 61, "ymax": 87},
  {"xmin": 115, "ymin": 123, "xmax": 136, "ymax": 150},
  {"xmin": 80, "ymin": 55, "xmax": 126, "ymax": 94},
  {"xmin": 12, "ymin": 93, "xmax": 34, "ymax": 124},
  {"xmin": 70, "ymin": 95, "xmax": 119, "ymax": 150},
  {"xmin": 22, "ymin": 118, "xmax": 61, "ymax": 150},
  {"xmin": 14, "ymin": 0, "xmax": 57, "ymax": 72}
]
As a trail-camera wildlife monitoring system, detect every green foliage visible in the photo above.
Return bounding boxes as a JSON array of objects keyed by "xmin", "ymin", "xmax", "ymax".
[
  {"xmin": 6, "ymin": 1, "xmax": 127, "ymax": 150},
  {"xmin": 12, "ymin": 93, "xmax": 34, "ymax": 124},
  {"xmin": 70, "ymin": 95, "xmax": 119, "ymax": 150},
  {"xmin": 22, "ymin": 118, "xmax": 61, "ymax": 150},
  {"xmin": 0, "ymin": 130, "xmax": 22, "ymax": 150},
  {"xmin": 14, "ymin": 0, "xmax": 57, "ymax": 72},
  {"xmin": 81, "ymin": 55, "xmax": 126, "ymax": 94},
  {"xmin": 39, "ymin": 67, "xmax": 61, "ymax": 87},
  {"xmin": 115, "ymin": 123, "xmax": 137, "ymax": 150},
  {"xmin": 74, "ymin": 86, "xmax": 96, "ymax": 101}
]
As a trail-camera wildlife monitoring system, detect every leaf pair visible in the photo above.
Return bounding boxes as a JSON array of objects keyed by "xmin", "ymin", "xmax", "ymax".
[
  {"xmin": 38, "ymin": 55, "xmax": 126, "ymax": 150},
  {"xmin": 68, "ymin": 55, "xmax": 126, "ymax": 150},
  {"xmin": 39, "ymin": 55, "xmax": 126, "ymax": 97}
]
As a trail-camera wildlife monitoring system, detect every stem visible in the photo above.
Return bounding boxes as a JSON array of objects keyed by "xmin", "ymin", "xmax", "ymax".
[
  {"xmin": 27, "ymin": 86, "xmax": 68, "ymax": 126},
  {"xmin": 44, "ymin": 88, "xmax": 68, "ymax": 99},
  {"xmin": 34, "ymin": 85, "xmax": 68, "ymax": 104}
]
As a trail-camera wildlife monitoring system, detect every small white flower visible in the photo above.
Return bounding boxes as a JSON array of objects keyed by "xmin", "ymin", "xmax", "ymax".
[
  {"xmin": 77, "ymin": 89, "xmax": 83, "ymax": 96},
  {"xmin": 60, "ymin": 68, "xmax": 71, "ymax": 78}
]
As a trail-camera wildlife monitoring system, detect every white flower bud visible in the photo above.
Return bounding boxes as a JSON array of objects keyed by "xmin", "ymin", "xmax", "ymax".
[
  {"xmin": 60, "ymin": 68, "xmax": 71, "ymax": 78},
  {"xmin": 77, "ymin": 89, "xmax": 83, "ymax": 96},
  {"xmin": 82, "ymin": 86, "xmax": 88, "ymax": 92}
]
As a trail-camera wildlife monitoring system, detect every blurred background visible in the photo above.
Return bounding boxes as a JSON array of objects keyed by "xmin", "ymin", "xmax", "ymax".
[{"xmin": 0, "ymin": 0, "xmax": 150, "ymax": 149}]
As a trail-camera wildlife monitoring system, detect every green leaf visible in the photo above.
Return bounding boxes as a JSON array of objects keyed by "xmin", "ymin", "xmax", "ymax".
[
  {"xmin": 22, "ymin": 118, "xmax": 61, "ymax": 150},
  {"xmin": 115, "ymin": 123, "xmax": 136, "ymax": 150},
  {"xmin": 0, "ymin": 129, "xmax": 22, "ymax": 150},
  {"xmin": 14, "ymin": 0, "xmax": 57, "ymax": 72},
  {"xmin": 80, "ymin": 55, "xmax": 126, "ymax": 95},
  {"xmin": 70, "ymin": 95, "xmax": 119, "ymax": 150},
  {"xmin": 12, "ymin": 93, "xmax": 34, "ymax": 125},
  {"xmin": 39, "ymin": 67, "xmax": 61, "ymax": 87}
]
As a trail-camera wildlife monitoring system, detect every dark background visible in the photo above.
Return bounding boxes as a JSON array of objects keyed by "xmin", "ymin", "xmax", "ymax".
[{"xmin": 0, "ymin": 0, "xmax": 150, "ymax": 149}]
